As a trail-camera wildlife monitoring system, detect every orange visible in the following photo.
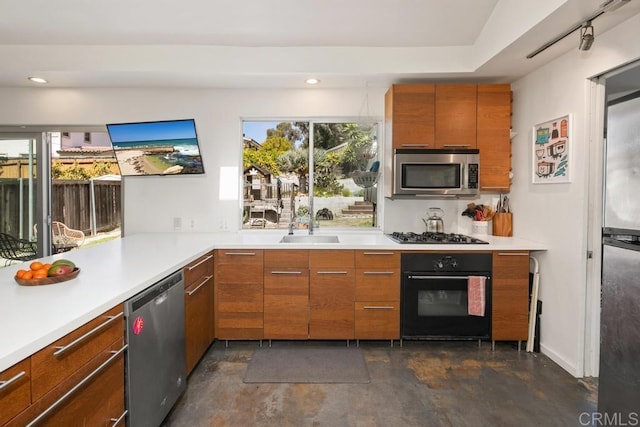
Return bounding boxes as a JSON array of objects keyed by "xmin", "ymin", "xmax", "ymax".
[
  {"xmin": 33, "ymin": 269, "xmax": 48, "ymax": 279},
  {"xmin": 41, "ymin": 263, "xmax": 52, "ymax": 272},
  {"xmin": 16, "ymin": 269, "xmax": 28, "ymax": 279},
  {"xmin": 30, "ymin": 261, "xmax": 43, "ymax": 271},
  {"xmin": 22, "ymin": 271, "xmax": 33, "ymax": 280}
]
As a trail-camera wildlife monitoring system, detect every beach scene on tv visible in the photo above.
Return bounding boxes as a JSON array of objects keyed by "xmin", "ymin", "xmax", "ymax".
[{"xmin": 107, "ymin": 119, "xmax": 205, "ymax": 176}]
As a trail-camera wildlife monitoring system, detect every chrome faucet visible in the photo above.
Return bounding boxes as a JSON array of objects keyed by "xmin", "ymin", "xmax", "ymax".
[{"xmin": 288, "ymin": 184, "xmax": 298, "ymax": 235}]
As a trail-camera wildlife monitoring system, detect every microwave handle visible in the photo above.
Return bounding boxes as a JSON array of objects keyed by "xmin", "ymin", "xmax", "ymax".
[{"xmin": 461, "ymin": 163, "xmax": 468, "ymax": 190}]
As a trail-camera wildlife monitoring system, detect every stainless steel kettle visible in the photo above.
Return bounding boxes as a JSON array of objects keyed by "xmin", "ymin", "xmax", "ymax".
[{"xmin": 423, "ymin": 208, "xmax": 444, "ymax": 233}]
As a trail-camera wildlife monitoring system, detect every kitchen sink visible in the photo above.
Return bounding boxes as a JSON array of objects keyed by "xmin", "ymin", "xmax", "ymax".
[{"xmin": 279, "ymin": 235, "xmax": 340, "ymax": 244}]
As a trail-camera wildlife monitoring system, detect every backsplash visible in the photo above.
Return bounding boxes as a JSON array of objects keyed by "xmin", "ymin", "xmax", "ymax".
[{"xmin": 382, "ymin": 194, "xmax": 503, "ymax": 235}]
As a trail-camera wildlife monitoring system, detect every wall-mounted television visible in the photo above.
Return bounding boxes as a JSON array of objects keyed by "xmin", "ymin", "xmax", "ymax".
[{"xmin": 106, "ymin": 119, "xmax": 205, "ymax": 176}]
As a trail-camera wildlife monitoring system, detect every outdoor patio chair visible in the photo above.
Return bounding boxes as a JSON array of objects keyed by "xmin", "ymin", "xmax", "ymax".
[
  {"xmin": 51, "ymin": 221, "xmax": 85, "ymax": 252},
  {"xmin": 0, "ymin": 232, "xmax": 38, "ymax": 266}
]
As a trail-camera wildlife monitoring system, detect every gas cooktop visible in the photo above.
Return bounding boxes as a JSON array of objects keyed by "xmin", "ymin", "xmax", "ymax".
[{"xmin": 386, "ymin": 232, "xmax": 489, "ymax": 244}]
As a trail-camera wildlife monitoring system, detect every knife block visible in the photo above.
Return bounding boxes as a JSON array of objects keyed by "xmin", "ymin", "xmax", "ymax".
[{"xmin": 492, "ymin": 213, "xmax": 513, "ymax": 237}]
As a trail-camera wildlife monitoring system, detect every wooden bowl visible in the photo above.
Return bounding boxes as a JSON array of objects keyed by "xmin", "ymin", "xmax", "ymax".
[{"xmin": 15, "ymin": 268, "xmax": 81, "ymax": 286}]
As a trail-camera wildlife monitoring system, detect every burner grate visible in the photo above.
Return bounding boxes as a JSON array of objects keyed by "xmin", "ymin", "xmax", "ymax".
[{"xmin": 387, "ymin": 232, "xmax": 489, "ymax": 244}]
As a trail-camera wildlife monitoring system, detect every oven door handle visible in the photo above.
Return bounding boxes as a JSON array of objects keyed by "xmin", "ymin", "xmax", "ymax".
[{"xmin": 407, "ymin": 275, "xmax": 490, "ymax": 280}]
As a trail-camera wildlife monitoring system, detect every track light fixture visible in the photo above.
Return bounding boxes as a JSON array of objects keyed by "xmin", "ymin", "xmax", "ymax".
[{"xmin": 579, "ymin": 21, "xmax": 595, "ymax": 51}]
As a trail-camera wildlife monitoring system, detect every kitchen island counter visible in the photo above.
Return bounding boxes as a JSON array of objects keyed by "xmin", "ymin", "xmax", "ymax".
[{"xmin": 0, "ymin": 231, "xmax": 544, "ymax": 371}]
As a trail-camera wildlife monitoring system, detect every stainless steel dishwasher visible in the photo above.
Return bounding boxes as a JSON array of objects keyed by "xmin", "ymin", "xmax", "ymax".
[{"xmin": 124, "ymin": 270, "xmax": 186, "ymax": 427}]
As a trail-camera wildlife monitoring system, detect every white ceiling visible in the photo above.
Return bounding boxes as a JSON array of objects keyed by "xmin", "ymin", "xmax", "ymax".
[{"xmin": 0, "ymin": 0, "xmax": 639, "ymax": 89}]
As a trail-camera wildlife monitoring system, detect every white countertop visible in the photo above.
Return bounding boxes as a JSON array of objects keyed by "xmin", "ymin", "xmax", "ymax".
[{"xmin": 0, "ymin": 231, "xmax": 545, "ymax": 371}]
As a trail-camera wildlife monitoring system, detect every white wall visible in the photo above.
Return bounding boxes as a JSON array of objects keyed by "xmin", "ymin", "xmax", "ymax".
[{"xmin": 511, "ymin": 12, "xmax": 640, "ymax": 376}]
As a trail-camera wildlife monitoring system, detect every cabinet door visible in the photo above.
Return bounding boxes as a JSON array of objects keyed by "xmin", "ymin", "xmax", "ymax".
[
  {"xmin": 309, "ymin": 269, "xmax": 355, "ymax": 339},
  {"xmin": 185, "ymin": 274, "xmax": 214, "ymax": 375},
  {"xmin": 0, "ymin": 359, "xmax": 31, "ymax": 425},
  {"xmin": 264, "ymin": 268, "xmax": 309, "ymax": 339},
  {"xmin": 435, "ymin": 84, "xmax": 477, "ymax": 148},
  {"xmin": 492, "ymin": 251, "xmax": 530, "ymax": 341},
  {"xmin": 477, "ymin": 84, "xmax": 512, "ymax": 191},
  {"xmin": 215, "ymin": 250, "xmax": 264, "ymax": 340},
  {"xmin": 386, "ymin": 84, "xmax": 435, "ymax": 149}
]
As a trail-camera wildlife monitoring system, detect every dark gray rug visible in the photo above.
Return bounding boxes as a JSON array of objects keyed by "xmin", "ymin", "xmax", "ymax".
[{"xmin": 243, "ymin": 346, "xmax": 370, "ymax": 384}]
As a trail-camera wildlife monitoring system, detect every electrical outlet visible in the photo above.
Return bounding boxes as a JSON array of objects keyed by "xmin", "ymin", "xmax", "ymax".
[
  {"xmin": 189, "ymin": 219, "xmax": 195, "ymax": 229},
  {"xmin": 173, "ymin": 217, "xmax": 182, "ymax": 231}
]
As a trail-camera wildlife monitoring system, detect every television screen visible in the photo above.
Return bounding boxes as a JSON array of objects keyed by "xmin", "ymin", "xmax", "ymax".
[{"xmin": 106, "ymin": 119, "xmax": 205, "ymax": 176}]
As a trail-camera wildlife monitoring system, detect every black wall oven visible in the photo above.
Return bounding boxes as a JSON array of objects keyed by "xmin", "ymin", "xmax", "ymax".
[{"xmin": 401, "ymin": 253, "xmax": 492, "ymax": 341}]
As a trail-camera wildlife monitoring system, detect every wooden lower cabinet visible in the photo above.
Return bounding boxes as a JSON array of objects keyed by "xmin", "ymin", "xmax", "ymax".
[
  {"xmin": 184, "ymin": 252, "xmax": 215, "ymax": 375},
  {"xmin": 309, "ymin": 250, "xmax": 355, "ymax": 339},
  {"xmin": 4, "ymin": 305, "xmax": 126, "ymax": 426},
  {"xmin": 215, "ymin": 250, "xmax": 264, "ymax": 340},
  {"xmin": 0, "ymin": 359, "xmax": 31, "ymax": 426},
  {"xmin": 354, "ymin": 251, "xmax": 400, "ymax": 340},
  {"xmin": 264, "ymin": 268, "xmax": 309, "ymax": 339},
  {"xmin": 492, "ymin": 251, "xmax": 530, "ymax": 342}
]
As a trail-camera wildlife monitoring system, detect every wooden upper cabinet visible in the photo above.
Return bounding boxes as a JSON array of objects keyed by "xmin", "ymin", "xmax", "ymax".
[
  {"xmin": 435, "ymin": 84, "xmax": 477, "ymax": 148},
  {"xmin": 477, "ymin": 84, "xmax": 512, "ymax": 191},
  {"xmin": 385, "ymin": 84, "xmax": 435, "ymax": 149}
]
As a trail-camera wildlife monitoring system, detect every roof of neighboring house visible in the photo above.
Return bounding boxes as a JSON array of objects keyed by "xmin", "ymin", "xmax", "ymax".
[
  {"xmin": 243, "ymin": 137, "xmax": 261, "ymax": 150},
  {"xmin": 57, "ymin": 146, "xmax": 115, "ymax": 156}
]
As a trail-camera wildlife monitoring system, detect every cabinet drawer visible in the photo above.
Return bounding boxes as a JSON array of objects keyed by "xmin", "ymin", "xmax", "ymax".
[
  {"xmin": 264, "ymin": 250, "xmax": 309, "ymax": 268},
  {"xmin": 216, "ymin": 249, "xmax": 263, "ymax": 265},
  {"xmin": 355, "ymin": 269, "xmax": 400, "ymax": 301},
  {"xmin": 9, "ymin": 339, "xmax": 125, "ymax": 427},
  {"xmin": 355, "ymin": 251, "xmax": 399, "ymax": 269},
  {"xmin": 0, "ymin": 358, "xmax": 31, "ymax": 425},
  {"xmin": 217, "ymin": 263, "xmax": 263, "ymax": 283},
  {"xmin": 31, "ymin": 304, "xmax": 124, "ymax": 402},
  {"xmin": 184, "ymin": 251, "xmax": 214, "ymax": 288},
  {"xmin": 493, "ymin": 251, "xmax": 529, "ymax": 281},
  {"xmin": 310, "ymin": 250, "xmax": 354, "ymax": 269},
  {"xmin": 355, "ymin": 302, "xmax": 400, "ymax": 339}
]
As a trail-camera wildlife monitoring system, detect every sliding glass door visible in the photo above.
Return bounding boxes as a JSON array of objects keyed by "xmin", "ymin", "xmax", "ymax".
[{"xmin": 0, "ymin": 134, "xmax": 49, "ymax": 265}]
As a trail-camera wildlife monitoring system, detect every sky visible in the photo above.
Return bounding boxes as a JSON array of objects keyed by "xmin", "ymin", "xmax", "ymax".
[
  {"xmin": 107, "ymin": 119, "xmax": 196, "ymax": 143},
  {"xmin": 242, "ymin": 121, "xmax": 280, "ymax": 144}
]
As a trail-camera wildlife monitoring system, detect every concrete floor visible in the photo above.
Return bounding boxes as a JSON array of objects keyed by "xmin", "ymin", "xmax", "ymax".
[{"xmin": 163, "ymin": 340, "xmax": 597, "ymax": 427}]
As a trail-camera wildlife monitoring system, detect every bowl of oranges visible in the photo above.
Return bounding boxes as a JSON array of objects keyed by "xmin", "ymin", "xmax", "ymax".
[{"xmin": 15, "ymin": 259, "xmax": 80, "ymax": 286}]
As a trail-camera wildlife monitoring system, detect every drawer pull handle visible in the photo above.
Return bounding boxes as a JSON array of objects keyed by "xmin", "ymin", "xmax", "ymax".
[
  {"xmin": 224, "ymin": 252, "xmax": 256, "ymax": 256},
  {"xmin": 482, "ymin": 187, "xmax": 509, "ymax": 189},
  {"xmin": 363, "ymin": 306, "xmax": 395, "ymax": 310},
  {"xmin": 363, "ymin": 271, "xmax": 395, "ymax": 275},
  {"xmin": 362, "ymin": 252, "xmax": 395, "ymax": 256},
  {"xmin": 27, "ymin": 345, "xmax": 127, "ymax": 427},
  {"xmin": 400, "ymin": 143, "xmax": 430, "ymax": 147},
  {"xmin": 0, "ymin": 370, "xmax": 26, "ymax": 391},
  {"xmin": 110, "ymin": 410, "xmax": 128, "ymax": 427},
  {"xmin": 442, "ymin": 144, "xmax": 472, "ymax": 148},
  {"xmin": 497, "ymin": 252, "xmax": 529, "ymax": 256},
  {"xmin": 186, "ymin": 275, "xmax": 213, "ymax": 296},
  {"xmin": 270, "ymin": 271, "xmax": 303, "ymax": 275},
  {"xmin": 317, "ymin": 271, "xmax": 348, "ymax": 275},
  {"xmin": 187, "ymin": 254, "xmax": 213, "ymax": 270},
  {"xmin": 53, "ymin": 312, "xmax": 124, "ymax": 357}
]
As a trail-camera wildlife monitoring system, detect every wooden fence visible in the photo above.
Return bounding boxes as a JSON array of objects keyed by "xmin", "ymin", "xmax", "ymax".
[{"xmin": 0, "ymin": 179, "xmax": 121, "ymax": 238}]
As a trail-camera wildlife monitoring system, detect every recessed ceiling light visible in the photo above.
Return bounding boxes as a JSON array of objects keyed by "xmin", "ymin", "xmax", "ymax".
[
  {"xmin": 28, "ymin": 77, "xmax": 48, "ymax": 84},
  {"xmin": 305, "ymin": 78, "xmax": 320, "ymax": 85}
]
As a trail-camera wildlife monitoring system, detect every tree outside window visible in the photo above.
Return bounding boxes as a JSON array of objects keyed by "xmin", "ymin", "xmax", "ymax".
[{"xmin": 242, "ymin": 121, "xmax": 379, "ymax": 230}]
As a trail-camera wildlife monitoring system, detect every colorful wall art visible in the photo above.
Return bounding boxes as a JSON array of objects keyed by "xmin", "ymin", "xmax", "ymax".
[{"xmin": 532, "ymin": 115, "xmax": 570, "ymax": 184}]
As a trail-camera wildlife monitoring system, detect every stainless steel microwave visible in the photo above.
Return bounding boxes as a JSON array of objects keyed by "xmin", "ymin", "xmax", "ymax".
[{"xmin": 393, "ymin": 149, "xmax": 479, "ymax": 197}]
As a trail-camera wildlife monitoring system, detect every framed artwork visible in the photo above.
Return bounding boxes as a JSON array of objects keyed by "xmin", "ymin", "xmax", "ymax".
[{"xmin": 532, "ymin": 114, "xmax": 570, "ymax": 184}]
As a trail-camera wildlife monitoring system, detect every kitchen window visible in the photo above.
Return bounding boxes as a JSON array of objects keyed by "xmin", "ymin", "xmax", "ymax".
[{"xmin": 241, "ymin": 120, "xmax": 379, "ymax": 230}]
